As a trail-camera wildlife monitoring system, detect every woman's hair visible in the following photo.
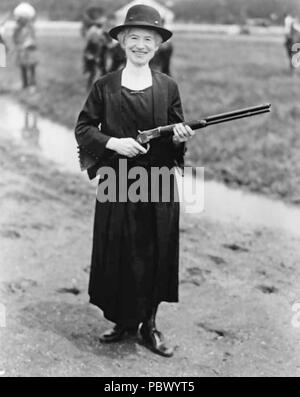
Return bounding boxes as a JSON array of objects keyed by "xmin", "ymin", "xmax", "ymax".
[{"xmin": 117, "ymin": 27, "xmax": 163, "ymax": 48}]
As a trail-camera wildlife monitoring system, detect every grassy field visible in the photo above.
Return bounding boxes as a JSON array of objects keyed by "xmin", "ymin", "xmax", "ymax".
[{"xmin": 1, "ymin": 33, "xmax": 300, "ymax": 202}]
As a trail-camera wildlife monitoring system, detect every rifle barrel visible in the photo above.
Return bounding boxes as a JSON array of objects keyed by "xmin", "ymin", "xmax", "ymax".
[
  {"xmin": 181, "ymin": 106, "xmax": 271, "ymax": 131},
  {"xmin": 137, "ymin": 103, "xmax": 271, "ymax": 142},
  {"xmin": 204, "ymin": 103, "xmax": 271, "ymax": 123},
  {"xmin": 205, "ymin": 108, "xmax": 271, "ymax": 127}
]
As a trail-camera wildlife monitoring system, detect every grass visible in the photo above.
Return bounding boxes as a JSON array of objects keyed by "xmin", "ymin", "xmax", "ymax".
[{"xmin": 1, "ymin": 32, "xmax": 300, "ymax": 203}]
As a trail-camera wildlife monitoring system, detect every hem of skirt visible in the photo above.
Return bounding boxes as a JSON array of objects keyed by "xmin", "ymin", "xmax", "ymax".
[{"xmin": 89, "ymin": 296, "xmax": 179, "ymax": 325}]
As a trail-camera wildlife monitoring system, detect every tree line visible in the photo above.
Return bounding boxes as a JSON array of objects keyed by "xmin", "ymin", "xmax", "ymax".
[{"xmin": 0, "ymin": 0, "xmax": 299, "ymax": 23}]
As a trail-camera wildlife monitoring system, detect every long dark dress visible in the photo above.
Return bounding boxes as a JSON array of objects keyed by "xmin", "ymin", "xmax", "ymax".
[{"xmin": 89, "ymin": 85, "xmax": 180, "ymax": 326}]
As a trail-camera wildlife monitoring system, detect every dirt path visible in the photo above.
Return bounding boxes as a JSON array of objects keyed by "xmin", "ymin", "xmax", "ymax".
[{"xmin": 1, "ymin": 130, "xmax": 300, "ymax": 376}]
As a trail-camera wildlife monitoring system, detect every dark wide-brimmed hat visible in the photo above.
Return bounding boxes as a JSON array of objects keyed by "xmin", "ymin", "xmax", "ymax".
[{"xmin": 109, "ymin": 4, "xmax": 172, "ymax": 42}]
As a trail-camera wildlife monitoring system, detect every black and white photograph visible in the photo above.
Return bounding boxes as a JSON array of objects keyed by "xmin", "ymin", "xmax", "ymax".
[{"xmin": 0, "ymin": 0, "xmax": 300, "ymax": 380}]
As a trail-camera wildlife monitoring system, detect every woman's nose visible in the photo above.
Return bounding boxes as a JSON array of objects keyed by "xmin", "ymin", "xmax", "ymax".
[{"xmin": 136, "ymin": 39, "xmax": 145, "ymax": 48}]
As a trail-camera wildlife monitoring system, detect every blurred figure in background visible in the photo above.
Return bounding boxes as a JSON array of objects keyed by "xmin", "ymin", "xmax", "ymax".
[
  {"xmin": 81, "ymin": 7, "xmax": 107, "ymax": 91},
  {"xmin": 12, "ymin": 2, "xmax": 38, "ymax": 92},
  {"xmin": 150, "ymin": 18, "xmax": 173, "ymax": 76},
  {"xmin": 283, "ymin": 12, "xmax": 297, "ymax": 72},
  {"xmin": 0, "ymin": 26, "xmax": 8, "ymax": 66},
  {"xmin": 102, "ymin": 13, "xmax": 126, "ymax": 74},
  {"xmin": 150, "ymin": 38, "xmax": 173, "ymax": 76},
  {"xmin": 0, "ymin": 12, "xmax": 10, "ymax": 51},
  {"xmin": 0, "ymin": 27, "xmax": 6, "ymax": 46},
  {"xmin": 21, "ymin": 109, "xmax": 40, "ymax": 147}
]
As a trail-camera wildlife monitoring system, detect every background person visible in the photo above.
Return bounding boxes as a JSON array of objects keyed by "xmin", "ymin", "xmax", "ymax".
[
  {"xmin": 12, "ymin": 2, "xmax": 38, "ymax": 91},
  {"xmin": 0, "ymin": 12, "xmax": 10, "ymax": 51},
  {"xmin": 83, "ymin": 19, "xmax": 107, "ymax": 90},
  {"xmin": 0, "ymin": 25, "xmax": 8, "ymax": 67},
  {"xmin": 150, "ymin": 38, "xmax": 173, "ymax": 76},
  {"xmin": 150, "ymin": 19, "xmax": 173, "ymax": 76},
  {"xmin": 81, "ymin": 7, "xmax": 108, "ymax": 90},
  {"xmin": 75, "ymin": 4, "xmax": 194, "ymax": 358},
  {"xmin": 102, "ymin": 14, "xmax": 126, "ymax": 74},
  {"xmin": 283, "ymin": 12, "xmax": 297, "ymax": 71}
]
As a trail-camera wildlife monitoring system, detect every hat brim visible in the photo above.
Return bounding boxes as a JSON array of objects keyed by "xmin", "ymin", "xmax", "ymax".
[{"xmin": 109, "ymin": 23, "xmax": 172, "ymax": 42}]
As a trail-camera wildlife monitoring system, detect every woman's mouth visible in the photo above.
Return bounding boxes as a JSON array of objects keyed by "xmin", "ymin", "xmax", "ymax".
[{"xmin": 133, "ymin": 51, "xmax": 147, "ymax": 56}]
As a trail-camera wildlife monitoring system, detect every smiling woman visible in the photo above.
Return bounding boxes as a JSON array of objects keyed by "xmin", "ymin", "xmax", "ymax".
[
  {"xmin": 117, "ymin": 28, "xmax": 162, "ymax": 69},
  {"xmin": 75, "ymin": 4, "xmax": 195, "ymax": 358}
]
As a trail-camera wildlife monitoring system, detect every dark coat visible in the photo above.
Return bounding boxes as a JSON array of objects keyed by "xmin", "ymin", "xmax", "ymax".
[
  {"xmin": 74, "ymin": 69, "xmax": 186, "ymax": 326},
  {"xmin": 75, "ymin": 69, "xmax": 185, "ymax": 179}
]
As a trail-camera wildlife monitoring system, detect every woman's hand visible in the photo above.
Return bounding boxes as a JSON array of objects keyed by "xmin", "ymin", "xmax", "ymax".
[
  {"xmin": 106, "ymin": 137, "xmax": 147, "ymax": 157},
  {"xmin": 172, "ymin": 123, "xmax": 195, "ymax": 144}
]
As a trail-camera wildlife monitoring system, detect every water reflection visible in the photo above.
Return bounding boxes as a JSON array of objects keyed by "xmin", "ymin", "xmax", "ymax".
[
  {"xmin": 0, "ymin": 97, "xmax": 78, "ymax": 172},
  {"xmin": 1, "ymin": 96, "xmax": 300, "ymax": 238},
  {"xmin": 21, "ymin": 110, "xmax": 40, "ymax": 147}
]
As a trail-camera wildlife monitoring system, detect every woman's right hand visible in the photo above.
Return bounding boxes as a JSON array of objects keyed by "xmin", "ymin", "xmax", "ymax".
[{"xmin": 106, "ymin": 137, "xmax": 147, "ymax": 157}]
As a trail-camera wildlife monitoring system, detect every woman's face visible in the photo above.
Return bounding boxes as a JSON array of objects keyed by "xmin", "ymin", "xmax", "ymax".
[{"xmin": 122, "ymin": 28, "xmax": 160, "ymax": 67}]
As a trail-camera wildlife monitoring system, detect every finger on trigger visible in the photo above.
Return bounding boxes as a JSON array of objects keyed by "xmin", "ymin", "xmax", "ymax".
[{"xmin": 135, "ymin": 141, "xmax": 147, "ymax": 153}]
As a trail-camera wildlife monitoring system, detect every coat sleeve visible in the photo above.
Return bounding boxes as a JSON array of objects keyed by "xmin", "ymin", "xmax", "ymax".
[
  {"xmin": 168, "ymin": 80, "xmax": 186, "ymax": 170},
  {"xmin": 75, "ymin": 82, "xmax": 111, "ymax": 171}
]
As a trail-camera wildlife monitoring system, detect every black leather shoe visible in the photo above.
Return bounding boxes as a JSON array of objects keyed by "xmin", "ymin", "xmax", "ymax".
[
  {"xmin": 140, "ymin": 324, "xmax": 174, "ymax": 357},
  {"xmin": 99, "ymin": 324, "xmax": 138, "ymax": 343}
]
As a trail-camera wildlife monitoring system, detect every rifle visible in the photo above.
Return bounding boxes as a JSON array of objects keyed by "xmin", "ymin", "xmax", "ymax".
[
  {"xmin": 78, "ymin": 103, "xmax": 271, "ymax": 171},
  {"xmin": 136, "ymin": 103, "xmax": 271, "ymax": 150}
]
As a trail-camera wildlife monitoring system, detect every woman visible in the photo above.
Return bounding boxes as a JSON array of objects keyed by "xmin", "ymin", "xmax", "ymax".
[{"xmin": 75, "ymin": 4, "xmax": 194, "ymax": 357}]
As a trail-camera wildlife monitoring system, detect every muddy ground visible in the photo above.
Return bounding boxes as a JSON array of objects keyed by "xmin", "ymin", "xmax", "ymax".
[{"xmin": 1, "ymin": 128, "xmax": 300, "ymax": 377}]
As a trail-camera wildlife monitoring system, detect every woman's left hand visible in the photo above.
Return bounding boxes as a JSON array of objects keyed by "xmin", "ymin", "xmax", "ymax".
[{"xmin": 172, "ymin": 123, "xmax": 195, "ymax": 143}]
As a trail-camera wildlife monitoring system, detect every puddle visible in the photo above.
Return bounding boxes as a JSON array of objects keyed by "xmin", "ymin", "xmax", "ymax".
[
  {"xmin": 175, "ymin": 171, "xmax": 300, "ymax": 236},
  {"xmin": 194, "ymin": 178, "xmax": 300, "ymax": 236},
  {"xmin": 0, "ymin": 97, "xmax": 78, "ymax": 173},
  {"xmin": 1, "ymin": 96, "xmax": 300, "ymax": 237}
]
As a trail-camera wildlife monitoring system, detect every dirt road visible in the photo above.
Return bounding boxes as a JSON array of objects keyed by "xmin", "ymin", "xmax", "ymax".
[{"xmin": 1, "ymin": 112, "xmax": 300, "ymax": 376}]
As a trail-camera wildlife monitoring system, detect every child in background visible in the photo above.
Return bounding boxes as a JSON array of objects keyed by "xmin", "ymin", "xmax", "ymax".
[
  {"xmin": 0, "ymin": 12, "xmax": 10, "ymax": 67},
  {"xmin": 12, "ymin": 2, "xmax": 38, "ymax": 92},
  {"xmin": 0, "ymin": 24, "xmax": 8, "ymax": 48}
]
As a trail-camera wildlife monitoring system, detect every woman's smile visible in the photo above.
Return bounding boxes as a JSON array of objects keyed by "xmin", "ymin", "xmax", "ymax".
[
  {"xmin": 123, "ymin": 28, "xmax": 159, "ymax": 66},
  {"xmin": 133, "ymin": 50, "xmax": 147, "ymax": 54}
]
